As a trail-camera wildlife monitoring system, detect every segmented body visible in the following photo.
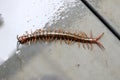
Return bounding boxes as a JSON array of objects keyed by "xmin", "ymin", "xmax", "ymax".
[{"xmin": 17, "ymin": 29, "xmax": 104, "ymax": 50}]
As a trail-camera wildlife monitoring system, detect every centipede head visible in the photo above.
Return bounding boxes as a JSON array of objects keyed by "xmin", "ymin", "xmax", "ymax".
[
  {"xmin": 17, "ymin": 35, "xmax": 28, "ymax": 51},
  {"xmin": 17, "ymin": 35, "xmax": 28, "ymax": 44}
]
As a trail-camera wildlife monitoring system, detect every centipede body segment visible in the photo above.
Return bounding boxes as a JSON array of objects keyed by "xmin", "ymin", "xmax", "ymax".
[{"xmin": 17, "ymin": 29, "xmax": 104, "ymax": 50}]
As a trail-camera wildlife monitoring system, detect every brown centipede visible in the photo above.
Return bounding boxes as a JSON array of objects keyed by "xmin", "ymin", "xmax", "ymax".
[{"xmin": 17, "ymin": 29, "xmax": 104, "ymax": 50}]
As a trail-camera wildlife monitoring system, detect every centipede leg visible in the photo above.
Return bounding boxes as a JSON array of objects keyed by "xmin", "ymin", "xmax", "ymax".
[
  {"xmin": 68, "ymin": 40, "xmax": 71, "ymax": 45},
  {"xmin": 90, "ymin": 31, "xmax": 93, "ymax": 50},
  {"xmin": 30, "ymin": 29, "xmax": 33, "ymax": 34},
  {"xmin": 78, "ymin": 43, "xmax": 80, "ymax": 48},
  {"xmin": 64, "ymin": 39, "xmax": 68, "ymax": 44},
  {"xmin": 54, "ymin": 37, "xmax": 58, "ymax": 43},
  {"xmin": 86, "ymin": 43, "xmax": 89, "ymax": 49},
  {"xmin": 82, "ymin": 43, "xmax": 86, "ymax": 49},
  {"xmin": 95, "ymin": 33, "xmax": 105, "ymax": 49},
  {"xmin": 60, "ymin": 39, "xmax": 62, "ymax": 44},
  {"xmin": 68, "ymin": 39, "xmax": 72, "ymax": 45},
  {"xmin": 58, "ymin": 28, "xmax": 63, "ymax": 33},
  {"xmin": 47, "ymin": 36, "xmax": 51, "ymax": 42},
  {"xmin": 50, "ymin": 35, "xmax": 54, "ymax": 41},
  {"xmin": 64, "ymin": 39, "xmax": 67, "ymax": 44},
  {"xmin": 28, "ymin": 41, "xmax": 31, "ymax": 45},
  {"xmin": 34, "ymin": 33, "xmax": 37, "ymax": 43}
]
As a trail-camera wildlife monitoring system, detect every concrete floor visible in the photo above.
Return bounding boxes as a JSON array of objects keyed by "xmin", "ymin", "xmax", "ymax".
[
  {"xmin": 87, "ymin": 0, "xmax": 120, "ymax": 36},
  {"xmin": 0, "ymin": 0, "xmax": 120, "ymax": 80}
]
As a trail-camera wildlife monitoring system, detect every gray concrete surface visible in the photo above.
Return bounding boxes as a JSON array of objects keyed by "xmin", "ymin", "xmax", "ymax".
[
  {"xmin": 87, "ymin": 0, "xmax": 120, "ymax": 36},
  {"xmin": 0, "ymin": 0, "xmax": 120, "ymax": 80}
]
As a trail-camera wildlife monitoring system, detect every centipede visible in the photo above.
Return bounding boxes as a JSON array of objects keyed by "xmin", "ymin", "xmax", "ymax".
[{"xmin": 17, "ymin": 29, "xmax": 104, "ymax": 50}]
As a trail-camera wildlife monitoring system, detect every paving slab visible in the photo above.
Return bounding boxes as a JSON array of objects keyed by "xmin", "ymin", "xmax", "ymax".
[
  {"xmin": 86, "ymin": 0, "xmax": 120, "ymax": 37},
  {"xmin": 0, "ymin": 0, "xmax": 120, "ymax": 80}
]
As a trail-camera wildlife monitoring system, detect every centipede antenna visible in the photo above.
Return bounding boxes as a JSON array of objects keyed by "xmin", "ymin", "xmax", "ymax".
[
  {"xmin": 16, "ymin": 35, "xmax": 21, "ymax": 52},
  {"xmin": 17, "ymin": 35, "xmax": 19, "ymax": 40},
  {"xmin": 17, "ymin": 41, "xmax": 20, "ymax": 51},
  {"xmin": 16, "ymin": 41, "xmax": 21, "ymax": 54}
]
